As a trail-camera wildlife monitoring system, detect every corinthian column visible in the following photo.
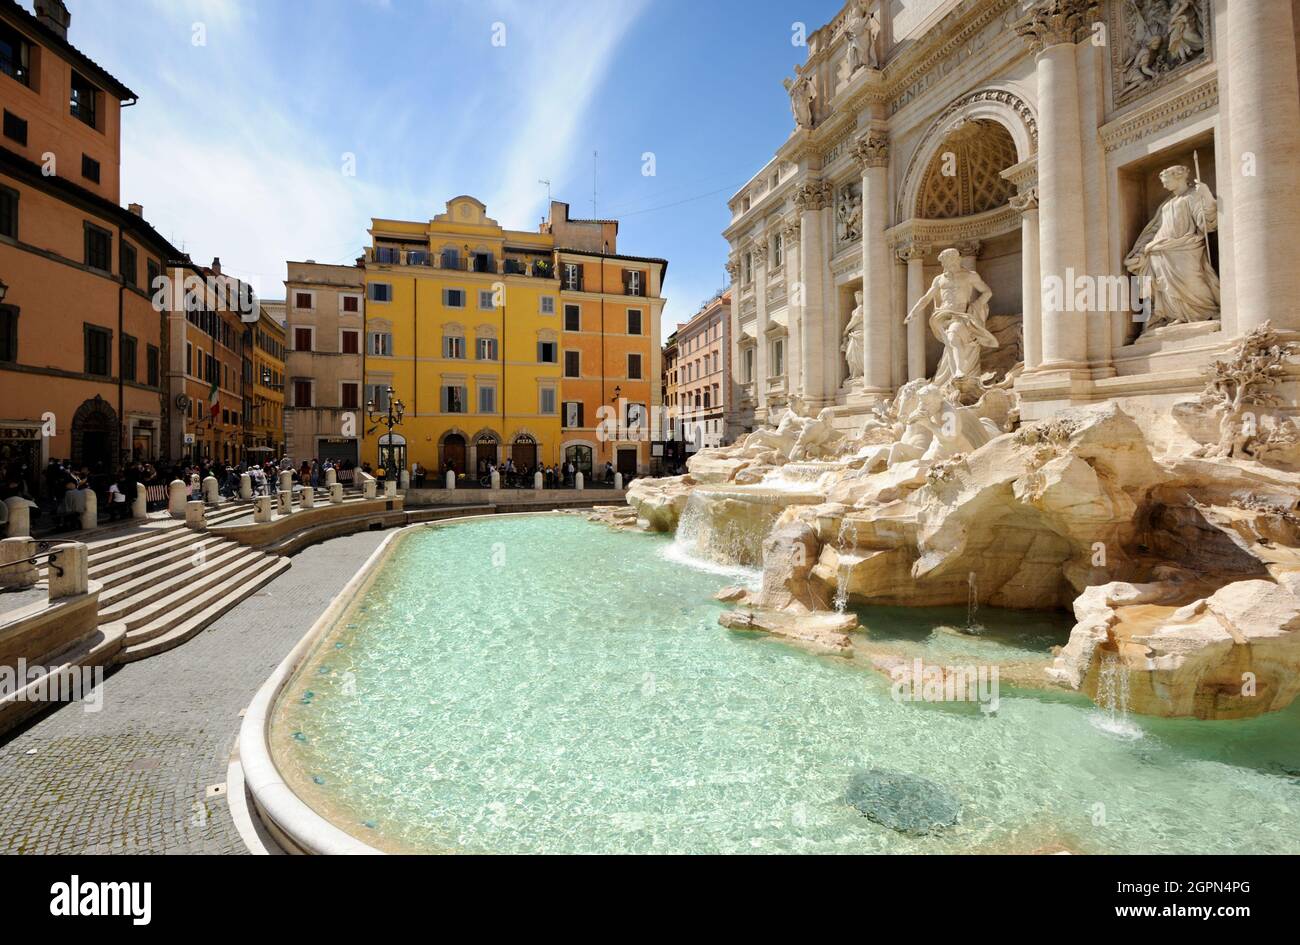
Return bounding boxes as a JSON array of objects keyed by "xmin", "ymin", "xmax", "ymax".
[
  {"xmin": 724, "ymin": 257, "xmax": 742, "ymax": 426},
  {"xmin": 1226, "ymin": 0, "xmax": 1300, "ymax": 333},
  {"xmin": 782, "ymin": 219, "xmax": 803, "ymax": 400},
  {"xmin": 752, "ymin": 239, "xmax": 770, "ymax": 420},
  {"xmin": 1015, "ymin": 0, "xmax": 1097, "ymax": 371},
  {"xmin": 854, "ymin": 130, "xmax": 893, "ymax": 396},
  {"xmin": 899, "ymin": 243, "xmax": 930, "ymax": 381},
  {"xmin": 795, "ymin": 178, "xmax": 835, "ymax": 406},
  {"xmin": 1010, "ymin": 187, "xmax": 1042, "ymax": 369}
]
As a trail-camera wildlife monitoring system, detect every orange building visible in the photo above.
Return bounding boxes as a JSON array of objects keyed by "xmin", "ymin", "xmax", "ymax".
[
  {"xmin": 547, "ymin": 202, "xmax": 666, "ymax": 479},
  {"xmin": 0, "ymin": 0, "xmax": 184, "ymax": 494}
]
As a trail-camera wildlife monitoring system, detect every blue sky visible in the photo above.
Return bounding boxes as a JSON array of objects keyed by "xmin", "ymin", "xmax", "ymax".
[{"xmin": 46, "ymin": 0, "xmax": 844, "ymax": 337}]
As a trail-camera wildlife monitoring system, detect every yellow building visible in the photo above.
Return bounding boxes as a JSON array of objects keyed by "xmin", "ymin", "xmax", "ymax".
[
  {"xmin": 362, "ymin": 196, "xmax": 564, "ymax": 477},
  {"xmin": 250, "ymin": 301, "xmax": 286, "ymax": 456}
]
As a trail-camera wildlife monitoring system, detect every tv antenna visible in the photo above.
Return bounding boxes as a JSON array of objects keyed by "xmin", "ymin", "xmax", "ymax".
[{"xmin": 538, "ymin": 179, "xmax": 551, "ymax": 203}]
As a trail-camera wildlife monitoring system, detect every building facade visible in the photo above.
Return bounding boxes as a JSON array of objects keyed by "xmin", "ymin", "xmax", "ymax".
[
  {"xmin": 674, "ymin": 290, "xmax": 731, "ymax": 454},
  {"xmin": 249, "ymin": 300, "xmax": 286, "ymax": 456},
  {"xmin": 724, "ymin": 0, "xmax": 1298, "ymax": 439},
  {"xmin": 359, "ymin": 196, "xmax": 665, "ymax": 479},
  {"xmin": 283, "ymin": 260, "xmax": 365, "ymax": 465},
  {"xmin": 0, "ymin": 0, "xmax": 182, "ymax": 494}
]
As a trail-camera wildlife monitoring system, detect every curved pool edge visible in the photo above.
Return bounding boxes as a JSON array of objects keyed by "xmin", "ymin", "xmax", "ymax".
[{"xmin": 238, "ymin": 510, "xmax": 557, "ymax": 855}]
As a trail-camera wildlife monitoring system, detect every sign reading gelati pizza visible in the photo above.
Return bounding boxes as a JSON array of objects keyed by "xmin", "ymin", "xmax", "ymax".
[{"xmin": 0, "ymin": 427, "xmax": 41, "ymax": 440}]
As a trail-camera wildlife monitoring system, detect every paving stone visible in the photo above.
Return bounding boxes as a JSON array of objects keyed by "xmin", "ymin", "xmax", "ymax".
[{"xmin": 0, "ymin": 529, "xmax": 389, "ymax": 854}]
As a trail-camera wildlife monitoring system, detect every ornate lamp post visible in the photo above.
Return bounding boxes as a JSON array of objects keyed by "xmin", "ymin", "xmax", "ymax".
[{"xmin": 366, "ymin": 386, "xmax": 405, "ymax": 476}]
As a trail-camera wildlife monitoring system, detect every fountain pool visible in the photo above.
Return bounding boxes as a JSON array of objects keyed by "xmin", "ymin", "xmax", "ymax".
[{"xmin": 267, "ymin": 514, "xmax": 1300, "ymax": 854}]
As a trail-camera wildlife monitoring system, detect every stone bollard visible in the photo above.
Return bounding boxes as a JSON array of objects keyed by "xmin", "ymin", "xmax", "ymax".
[
  {"xmin": 131, "ymin": 485, "xmax": 147, "ymax": 519},
  {"xmin": 168, "ymin": 479, "xmax": 187, "ymax": 516},
  {"xmin": 385, "ymin": 479, "xmax": 398, "ymax": 498},
  {"xmin": 0, "ymin": 537, "xmax": 37, "ymax": 590},
  {"xmin": 490, "ymin": 469, "xmax": 500, "ymax": 490},
  {"xmin": 445, "ymin": 470, "xmax": 455, "ymax": 491},
  {"xmin": 575, "ymin": 471, "xmax": 584, "ymax": 491},
  {"xmin": 400, "ymin": 469, "xmax": 410, "ymax": 490},
  {"xmin": 48, "ymin": 542, "xmax": 89, "ymax": 600},
  {"xmin": 80, "ymin": 489, "xmax": 97, "ymax": 531},
  {"xmin": 185, "ymin": 499, "xmax": 206, "ymax": 530},
  {"xmin": 239, "ymin": 473, "xmax": 253, "ymax": 499},
  {"xmin": 253, "ymin": 495, "xmax": 273, "ymax": 523},
  {"xmin": 278, "ymin": 489, "xmax": 293, "ymax": 514},
  {"xmin": 203, "ymin": 475, "xmax": 219, "ymax": 504},
  {"xmin": 301, "ymin": 486, "xmax": 315, "ymax": 508},
  {"xmin": 614, "ymin": 472, "xmax": 623, "ymax": 491},
  {"xmin": 359, "ymin": 472, "xmax": 376, "ymax": 499},
  {"xmin": 279, "ymin": 470, "xmax": 293, "ymax": 493},
  {"xmin": 330, "ymin": 483, "xmax": 344, "ymax": 504},
  {"xmin": 326, "ymin": 467, "xmax": 337, "ymax": 487},
  {"xmin": 534, "ymin": 471, "xmax": 543, "ymax": 490},
  {"xmin": 4, "ymin": 497, "xmax": 32, "ymax": 537}
]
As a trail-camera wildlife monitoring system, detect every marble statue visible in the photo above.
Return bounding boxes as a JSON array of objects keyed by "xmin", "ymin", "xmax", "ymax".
[
  {"xmin": 904, "ymin": 248, "xmax": 997, "ymax": 391},
  {"xmin": 1119, "ymin": 0, "xmax": 1208, "ymax": 99},
  {"xmin": 842, "ymin": 291, "xmax": 864, "ymax": 380},
  {"xmin": 836, "ymin": 184, "xmax": 862, "ymax": 243},
  {"xmin": 784, "ymin": 65, "xmax": 816, "ymax": 130},
  {"xmin": 1124, "ymin": 164, "xmax": 1219, "ymax": 333},
  {"xmin": 863, "ymin": 9, "xmax": 883, "ymax": 69}
]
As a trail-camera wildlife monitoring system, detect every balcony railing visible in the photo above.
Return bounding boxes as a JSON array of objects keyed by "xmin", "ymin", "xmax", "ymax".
[{"xmin": 366, "ymin": 247, "xmax": 555, "ymax": 278}]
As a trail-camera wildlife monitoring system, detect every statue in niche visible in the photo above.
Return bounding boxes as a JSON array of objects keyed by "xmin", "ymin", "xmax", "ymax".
[
  {"xmin": 836, "ymin": 184, "xmax": 861, "ymax": 243},
  {"xmin": 842, "ymin": 3, "xmax": 882, "ymax": 73},
  {"xmin": 1124, "ymin": 164, "xmax": 1219, "ymax": 334},
  {"xmin": 842, "ymin": 291, "xmax": 864, "ymax": 381},
  {"xmin": 783, "ymin": 64, "xmax": 817, "ymax": 130},
  {"xmin": 1118, "ymin": 0, "xmax": 1208, "ymax": 101},
  {"xmin": 904, "ymin": 248, "xmax": 997, "ymax": 393}
]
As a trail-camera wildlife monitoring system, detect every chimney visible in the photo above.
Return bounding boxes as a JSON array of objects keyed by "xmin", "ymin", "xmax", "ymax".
[
  {"xmin": 34, "ymin": 0, "xmax": 70, "ymax": 39},
  {"xmin": 210, "ymin": 257, "xmax": 222, "ymax": 275},
  {"xmin": 127, "ymin": 202, "xmax": 143, "ymax": 217}
]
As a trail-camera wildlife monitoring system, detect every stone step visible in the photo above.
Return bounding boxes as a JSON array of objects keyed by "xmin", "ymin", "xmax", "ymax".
[
  {"xmin": 118, "ymin": 557, "xmax": 291, "ymax": 661},
  {"xmin": 112, "ymin": 546, "xmax": 271, "ymax": 631},
  {"xmin": 0, "ymin": 623, "xmax": 126, "ymax": 735},
  {"xmin": 87, "ymin": 530, "xmax": 215, "ymax": 581},
  {"xmin": 98, "ymin": 539, "xmax": 255, "ymax": 618},
  {"xmin": 93, "ymin": 536, "xmax": 226, "ymax": 593},
  {"xmin": 35, "ymin": 520, "xmax": 183, "ymax": 573}
]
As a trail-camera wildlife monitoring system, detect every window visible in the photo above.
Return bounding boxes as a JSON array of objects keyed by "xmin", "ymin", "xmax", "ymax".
[
  {"xmin": 185, "ymin": 342, "xmax": 193, "ymax": 376},
  {"xmin": 562, "ymin": 262, "xmax": 582, "ymax": 291},
  {"xmin": 294, "ymin": 327, "xmax": 313, "ymax": 351},
  {"xmin": 294, "ymin": 380, "xmax": 313, "ymax": 407},
  {"xmin": 743, "ymin": 253, "xmax": 753, "ymax": 285},
  {"xmin": 0, "ymin": 186, "xmax": 16, "ymax": 239},
  {"xmin": 743, "ymin": 347, "xmax": 754, "ymax": 382},
  {"xmin": 364, "ymin": 384, "xmax": 391, "ymax": 410},
  {"xmin": 478, "ymin": 289, "xmax": 495, "ymax": 309},
  {"xmin": 0, "ymin": 24, "xmax": 31, "ymax": 86},
  {"xmin": 443, "ymin": 288, "xmax": 465, "ymax": 308},
  {"xmin": 84, "ymin": 223, "xmax": 111, "ymax": 272},
  {"xmin": 771, "ymin": 338, "xmax": 785, "ymax": 377},
  {"xmin": 147, "ymin": 259, "xmax": 161, "ymax": 291},
  {"xmin": 564, "ymin": 350, "xmax": 580, "ymax": 378},
  {"xmin": 564, "ymin": 304, "xmax": 580, "ymax": 331},
  {"xmin": 540, "ymin": 296, "xmax": 555, "ymax": 315},
  {"xmin": 442, "ymin": 385, "xmax": 466, "ymax": 413},
  {"xmin": 476, "ymin": 337, "xmax": 498, "ymax": 361},
  {"xmin": 341, "ymin": 330, "xmax": 360, "ymax": 354},
  {"xmin": 539, "ymin": 388, "xmax": 557, "ymax": 415},
  {"xmin": 368, "ymin": 282, "xmax": 392, "ymax": 302},
  {"xmin": 146, "ymin": 344, "xmax": 159, "ymax": 386},
  {"xmin": 120, "ymin": 240, "xmax": 137, "ymax": 287},
  {"xmin": 374, "ymin": 246, "xmax": 399, "ymax": 264},
  {"xmin": 472, "ymin": 252, "xmax": 494, "ymax": 273},
  {"xmin": 2, "ymin": 110, "xmax": 26, "ymax": 145},
  {"xmin": 623, "ymin": 269, "xmax": 644, "ymax": 297},
  {"xmin": 341, "ymin": 294, "xmax": 360, "ymax": 313},
  {"xmin": 81, "ymin": 155, "xmax": 100, "ymax": 183},
  {"xmin": 443, "ymin": 335, "xmax": 465, "ymax": 359},
  {"xmin": 478, "ymin": 385, "xmax": 496, "ymax": 414},
  {"xmin": 628, "ymin": 353, "xmax": 643, "ymax": 380},
  {"xmin": 563, "ymin": 400, "xmax": 584, "ymax": 429},
  {"xmin": 295, "ymin": 291, "xmax": 313, "ymax": 309},
  {"xmin": 0, "ymin": 307, "xmax": 16, "ymax": 362},
  {"xmin": 772, "ymin": 232, "xmax": 784, "ymax": 268},
  {"xmin": 368, "ymin": 331, "xmax": 392, "ymax": 356},
  {"xmin": 341, "ymin": 382, "xmax": 359, "ymax": 409},
  {"xmin": 84, "ymin": 325, "xmax": 111, "ymax": 376},
  {"xmin": 440, "ymin": 248, "xmax": 460, "ymax": 270},
  {"xmin": 537, "ymin": 340, "xmax": 557, "ymax": 363},
  {"xmin": 120, "ymin": 334, "xmax": 137, "ymax": 382},
  {"xmin": 70, "ymin": 72, "xmax": 99, "ymax": 129},
  {"xmin": 626, "ymin": 309, "xmax": 642, "ymax": 335}
]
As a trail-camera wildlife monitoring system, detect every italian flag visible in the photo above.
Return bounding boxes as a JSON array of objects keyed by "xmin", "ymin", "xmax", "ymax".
[{"xmin": 208, "ymin": 377, "xmax": 220, "ymax": 420}]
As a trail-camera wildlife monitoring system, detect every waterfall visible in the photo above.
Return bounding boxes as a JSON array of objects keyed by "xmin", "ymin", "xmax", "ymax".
[
  {"xmin": 663, "ymin": 492, "xmax": 763, "ymax": 583},
  {"xmin": 962, "ymin": 571, "xmax": 984, "ymax": 635},
  {"xmin": 1092, "ymin": 651, "xmax": 1141, "ymax": 738},
  {"xmin": 833, "ymin": 515, "xmax": 852, "ymax": 614}
]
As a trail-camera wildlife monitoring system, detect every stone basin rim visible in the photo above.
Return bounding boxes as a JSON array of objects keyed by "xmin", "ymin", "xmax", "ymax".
[{"xmin": 237, "ymin": 510, "xmax": 560, "ymax": 855}]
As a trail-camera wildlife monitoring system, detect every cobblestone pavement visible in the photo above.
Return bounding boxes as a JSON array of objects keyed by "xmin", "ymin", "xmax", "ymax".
[{"xmin": 0, "ymin": 529, "xmax": 389, "ymax": 854}]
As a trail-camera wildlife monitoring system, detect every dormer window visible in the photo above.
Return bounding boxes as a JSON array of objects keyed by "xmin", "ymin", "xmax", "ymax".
[{"xmin": 70, "ymin": 72, "xmax": 100, "ymax": 129}]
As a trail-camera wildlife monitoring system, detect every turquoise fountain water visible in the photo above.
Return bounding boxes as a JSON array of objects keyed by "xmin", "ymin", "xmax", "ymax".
[{"xmin": 273, "ymin": 515, "xmax": 1300, "ymax": 854}]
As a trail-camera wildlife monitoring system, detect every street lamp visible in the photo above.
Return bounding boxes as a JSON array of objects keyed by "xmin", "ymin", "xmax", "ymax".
[{"xmin": 366, "ymin": 386, "xmax": 405, "ymax": 475}]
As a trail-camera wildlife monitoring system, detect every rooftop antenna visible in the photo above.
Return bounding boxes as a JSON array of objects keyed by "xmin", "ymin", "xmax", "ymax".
[
  {"xmin": 538, "ymin": 179, "xmax": 551, "ymax": 203},
  {"xmin": 592, "ymin": 150, "xmax": 598, "ymax": 217}
]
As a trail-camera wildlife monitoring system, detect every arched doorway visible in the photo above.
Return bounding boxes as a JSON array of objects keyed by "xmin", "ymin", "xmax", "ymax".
[
  {"xmin": 511, "ymin": 434, "xmax": 537, "ymax": 470},
  {"xmin": 474, "ymin": 433, "xmax": 498, "ymax": 474},
  {"xmin": 442, "ymin": 433, "xmax": 467, "ymax": 474},
  {"xmin": 564, "ymin": 444, "xmax": 592, "ymax": 479},
  {"xmin": 71, "ymin": 396, "xmax": 118, "ymax": 478},
  {"xmin": 378, "ymin": 432, "xmax": 406, "ymax": 474}
]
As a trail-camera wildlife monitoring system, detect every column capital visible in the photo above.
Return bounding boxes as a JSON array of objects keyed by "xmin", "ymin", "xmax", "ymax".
[
  {"xmin": 1009, "ymin": 186, "xmax": 1040, "ymax": 213},
  {"xmin": 794, "ymin": 178, "xmax": 833, "ymax": 213},
  {"xmin": 749, "ymin": 238, "xmax": 769, "ymax": 266},
  {"xmin": 724, "ymin": 259, "xmax": 740, "ymax": 278},
  {"xmin": 782, "ymin": 217, "xmax": 801, "ymax": 241},
  {"xmin": 954, "ymin": 239, "xmax": 983, "ymax": 258},
  {"xmin": 853, "ymin": 130, "xmax": 890, "ymax": 169},
  {"xmin": 1015, "ymin": 0, "xmax": 1100, "ymax": 53},
  {"xmin": 896, "ymin": 241, "xmax": 930, "ymax": 264}
]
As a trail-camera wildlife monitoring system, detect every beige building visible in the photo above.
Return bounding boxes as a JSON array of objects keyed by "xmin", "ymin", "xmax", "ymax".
[
  {"xmin": 283, "ymin": 260, "xmax": 365, "ymax": 464},
  {"xmin": 674, "ymin": 290, "xmax": 731, "ymax": 452}
]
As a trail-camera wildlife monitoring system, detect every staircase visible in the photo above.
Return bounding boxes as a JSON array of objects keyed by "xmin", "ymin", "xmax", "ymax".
[{"xmin": 37, "ymin": 515, "xmax": 290, "ymax": 663}]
